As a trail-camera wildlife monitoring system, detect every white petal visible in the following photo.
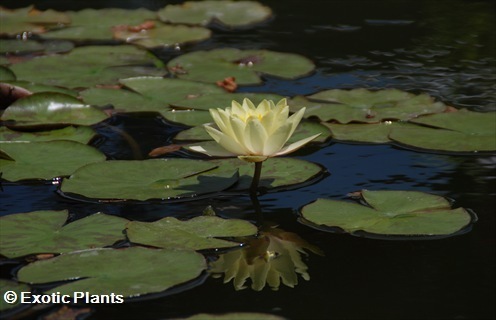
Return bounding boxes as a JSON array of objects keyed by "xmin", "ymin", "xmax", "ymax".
[
  {"xmin": 286, "ymin": 107, "xmax": 306, "ymax": 137},
  {"xmin": 275, "ymin": 133, "xmax": 321, "ymax": 156},
  {"xmin": 187, "ymin": 143, "xmax": 237, "ymax": 157},
  {"xmin": 230, "ymin": 116, "xmax": 252, "ymax": 151},
  {"xmin": 205, "ymin": 125, "xmax": 248, "ymax": 154},
  {"xmin": 263, "ymin": 122, "xmax": 293, "ymax": 155},
  {"xmin": 246, "ymin": 118, "xmax": 268, "ymax": 155}
]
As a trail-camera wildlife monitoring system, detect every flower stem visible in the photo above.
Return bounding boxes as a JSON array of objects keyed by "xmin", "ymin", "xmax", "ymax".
[{"xmin": 250, "ymin": 161, "xmax": 263, "ymax": 195}]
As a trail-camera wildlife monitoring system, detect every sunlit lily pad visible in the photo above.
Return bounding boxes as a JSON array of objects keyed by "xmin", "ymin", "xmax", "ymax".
[
  {"xmin": 0, "ymin": 280, "xmax": 30, "ymax": 311},
  {"xmin": 42, "ymin": 8, "xmax": 155, "ymax": 40},
  {"xmin": 299, "ymin": 190, "xmax": 474, "ymax": 238},
  {"xmin": 209, "ymin": 157, "xmax": 324, "ymax": 191},
  {"xmin": 9, "ymin": 46, "xmax": 165, "ymax": 88},
  {"xmin": 289, "ymin": 89, "xmax": 447, "ymax": 123},
  {"xmin": 0, "ymin": 140, "xmax": 106, "ymax": 181},
  {"xmin": 0, "ymin": 126, "xmax": 96, "ymax": 143},
  {"xmin": 0, "ymin": 210, "xmax": 128, "ymax": 258},
  {"xmin": 113, "ymin": 23, "xmax": 211, "ymax": 49},
  {"xmin": 0, "ymin": 39, "xmax": 74, "ymax": 55},
  {"xmin": 390, "ymin": 110, "xmax": 496, "ymax": 152},
  {"xmin": 60, "ymin": 159, "xmax": 238, "ymax": 201},
  {"xmin": 167, "ymin": 48, "xmax": 315, "ymax": 85},
  {"xmin": 127, "ymin": 216, "xmax": 257, "ymax": 250},
  {"xmin": 1, "ymin": 92, "xmax": 108, "ymax": 127},
  {"xmin": 0, "ymin": 6, "xmax": 71, "ymax": 36},
  {"xmin": 158, "ymin": 1, "xmax": 272, "ymax": 28},
  {"xmin": 17, "ymin": 247, "xmax": 206, "ymax": 298}
]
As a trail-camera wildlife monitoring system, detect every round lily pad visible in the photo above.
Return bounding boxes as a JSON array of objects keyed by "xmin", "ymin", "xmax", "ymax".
[
  {"xmin": 161, "ymin": 109, "xmax": 213, "ymax": 127},
  {"xmin": 127, "ymin": 216, "xmax": 258, "ymax": 250},
  {"xmin": 0, "ymin": 39, "xmax": 74, "ymax": 55},
  {"xmin": 9, "ymin": 46, "xmax": 165, "ymax": 88},
  {"xmin": 60, "ymin": 158, "xmax": 239, "ymax": 201},
  {"xmin": 17, "ymin": 247, "xmax": 207, "ymax": 298},
  {"xmin": 0, "ymin": 6, "xmax": 71, "ymax": 36},
  {"xmin": 158, "ymin": 1, "xmax": 272, "ymax": 28},
  {"xmin": 0, "ymin": 126, "xmax": 96, "ymax": 144},
  {"xmin": 290, "ymin": 89, "xmax": 447, "ymax": 123},
  {"xmin": 0, "ymin": 81, "xmax": 78, "ymax": 97},
  {"xmin": 1, "ymin": 92, "xmax": 108, "ymax": 128},
  {"xmin": 42, "ymin": 8, "xmax": 156, "ymax": 40},
  {"xmin": 0, "ymin": 66, "xmax": 16, "ymax": 81},
  {"xmin": 0, "ymin": 279, "xmax": 30, "ymax": 311},
  {"xmin": 167, "ymin": 48, "xmax": 315, "ymax": 85},
  {"xmin": 80, "ymin": 87, "xmax": 165, "ymax": 113},
  {"xmin": 0, "ymin": 140, "xmax": 106, "ymax": 182},
  {"xmin": 171, "ymin": 92, "xmax": 285, "ymax": 111},
  {"xmin": 0, "ymin": 210, "xmax": 128, "ymax": 258},
  {"xmin": 299, "ymin": 190, "xmax": 474, "ymax": 238},
  {"xmin": 324, "ymin": 122, "xmax": 406, "ymax": 143}
]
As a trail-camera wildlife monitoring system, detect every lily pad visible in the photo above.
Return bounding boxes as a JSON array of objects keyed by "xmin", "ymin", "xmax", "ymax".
[
  {"xmin": 390, "ymin": 110, "xmax": 496, "ymax": 152},
  {"xmin": 161, "ymin": 109, "xmax": 213, "ymax": 127},
  {"xmin": 0, "ymin": 210, "xmax": 128, "ymax": 258},
  {"xmin": 158, "ymin": 1, "xmax": 272, "ymax": 28},
  {"xmin": 209, "ymin": 157, "xmax": 324, "ymax": 191},
  {"xmin": 0, "ymin": 66, "xmax": 16, "ymax": 81},
  {"xmin": 289, "ymin": 89, "xmax": 447, "ymax": 123},
  {"xmin": 0, "ymin": 140, "xmax": 106, "ymax": 181},
  {"xmin": 299, "ymin": 190, "xmax": 474, "ymax": 238},
  {"xmin": 80, "ymin": 87, "xmax": 165, "ymax": 113},
  {"xmin": 0, "ymin": 6, "xmax": 71, "ymax": 36},
  {"xmin": 9, "ymin": 45, "xmax": 165, "ymax": 88},
  {"xmin": 323, "ymin": 122, "xmax": 412, "ymax": 143},
  {"xmin": 171, "ymin": 92, "xmax": 285, "ymax": 111},
  {"xmin": 167, "ymin": 48, "xmax": 315, "ymax": 85},
  {"xmin": 127, "ymin": 216, "xmax": 258, "ymax": 250},
  {"xmin": 113, "ymin": 23, "xmax": 211, "ymax": 49},
  {"xmin": 0, "ymin": 39, "xmax": 74, "ymax": 55},
  {"xmin": 1, "ymin": 92, "xmax": 108, "ymax": 127},
  {"xmin": 0, "ymin": 126, "xmax": 96, "ymax": 143},
  {"xmin": 17, "ymin": 247, "xmax": 206, "ymax": 298},
  {"xmin": 0, "ymin": 279, "xmax": 30, "ymax": 311},
  {"xmin": 60, "ymin": 158, "xmax": 238, "ymax": 201},
  {"xmin": 0, "ymin": 81, "xmax": 78, "ymax": 97},
  {"xmin": 42, "ymin": 8, "xmax": 156, "ymax": 40}
]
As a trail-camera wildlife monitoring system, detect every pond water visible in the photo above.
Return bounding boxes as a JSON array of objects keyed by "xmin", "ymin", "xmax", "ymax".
[{"xmin": 1, "ymin": 0, "xmax": 495, "ymax": 319}]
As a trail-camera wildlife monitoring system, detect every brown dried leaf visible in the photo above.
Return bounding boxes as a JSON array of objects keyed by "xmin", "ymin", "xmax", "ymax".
[
  {"xmin": 148, "ymin": 144, "xmax": 183, "ymax": 157},
  {"xmin": 216, "ymin": 76, "xmax": 237, "ymax": 92}
]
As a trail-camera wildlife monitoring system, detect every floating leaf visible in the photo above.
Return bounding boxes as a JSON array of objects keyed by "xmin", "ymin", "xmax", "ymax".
[
  {"xmin": 17, "ymin": 247, "xmax": 206, "ymax": 298},
  {"xmin": 0, "ymin": 126, "xmax": 96, "ymax": 144},
  {"xmin": 60, "ymin": 159, "xmax": 238, "ymax": 201},
  {"xmin": 0, "ymin": 140, "xmax": 106, "ymax": 181},
  {"xmin": 0, "ymin": 81, "xmax": 78, "ymax": 97},
  {"xmin": 113, "ymin": 23, "xmax": 211, "ymax": 48},
  {"xmin": 171, "ymin": 92, "xmax": 285, "ymax": 111},
  {"xmin": 0, "ymin": 279, "xmax": 30, "ymax": 311},
  {"xmin": 390, "ymin": 110, "xmax": 496, "ymax": 152},
  {"xmin": 161, "ymin": 110, "xmax": 213, "ymax": 127},
  {"xmin": 80, "ymin": 87, "xmax": 164, "ymax": 113},
  {"xmin": 127, "ymin": 216, "xmax": 257, "ymax": 250},
  {"xmin": 0, "ymin": 66, "xmax": 16, "ymax": 81},
  {"xmin": 209, "ymin": 158, "xmax": 324, "ymax": 191},
  {"xmin": 158, "ymin": 1, "xmax": 272, "ymax": 28},
  {"xmin": 0, "ymin": 39, "xmax": 74, "ymax": 55},
  {"xmin": 0, "ymin": 6, "xmax": 71, "ymax": 36},
  {"xmin": 324, "ymin": 122, "xmax": 401, "ymax": 143},
  {"xmin": 289, "ymin": 89, "xmax": 447, "ymax": 123},
  {"xmin": 299, "ymin": 190, "xmax": 474, "ymax": 238},
  {"xmin": 1, "ymin": 92, "xmax": 108, "ymax": 127},
  {"xmin": 42, "ymin": 8, "xmax": 156, "ymax": 40},
  {"xmin": 167, "ymin": 48, "xmax": 315, "ymax": 85},
  {"xmin": 9, "ymin": 46, "xmax": 165, "ymax": 88},
  {"xmin": 0, "ymin": 210, "xmax": 128, "ymax": 258}
]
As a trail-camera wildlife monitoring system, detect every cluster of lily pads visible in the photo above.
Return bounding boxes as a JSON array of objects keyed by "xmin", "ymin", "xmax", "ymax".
[{"xmin": 0, "ymin": 1, "xmax": 488, "ymax": 318}]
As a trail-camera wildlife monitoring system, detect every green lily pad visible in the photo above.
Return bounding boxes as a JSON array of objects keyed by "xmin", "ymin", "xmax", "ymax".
[
  {"xmin": 176, "ymin": 120, "xmax": 330, "ymax": 143},
  {"xmin": 158, "ymin": 1, "xmax": 272, "ymax": 28},
  {"xmin": 60, "ymin": 158, "xmax": 238, "ymax": 201},
  {"xmin": 1, "ymin": 92, "xmax": 108, "ymax": 127},
  {"xmin": 167, "ymin": 48, "xmax": 315, "ymax": 85},
  {"xmin": 289, "ymin": 89, "xmax": 447, "ymax": 123},
  {"xmin": 113, "ymin": 23, "xmax": 211, "ymax": 49},
  {"xmin": 0, "ymin": 6, "xmax": 71, "ymax": 36},
  {"xmin": 0, "ymin": 279, "xmax": 30, "ymax": 311},
  {"xmin": 161, "ymin": 109, "xmax": 213, "ymax": 126},
  {"xmin": 42, "ymin": 8, "xmax": 156, "ymax": 40},
  {"xmin": 0, "ymin": 39, "xmax": 74, "ymax": 55},
  {"xmin": 0, "ymin": 66, "xmax": 16, "ymax": 81},
  {"xmin": 0, "ymin": 140, "xmax": 106, "ymax": 181},
  {"xmin": 390, "ymin": 110, "xmax": 496, "ymax": 152},
  {"xmin": 17, "ymin": 247, "xmax": 206, "ymax": 298},
  {"xmin": 171, "ymin": 92, "xmax": 285, "ymax": 111},
  {"xmin": 80, "ymin": 87, "xmax": 165, "ymax": 113},
  {"xmin": 9, "ymin": 46, "xmax": 165, "ymax": 88},
  {"xmin": 324, "ymin": 122, "xmax": 407, "ymax": 143},
  {"xmin": 180, "ymin": 313, "xmax": 286, "ymax": 320},
  {"xmin": 209, "ymin": 157, "xmax": 324, "ymax": 191},
  {"xmin": 0, "ymin": 81, "xmax": 78, "ymax": 97},
  {"xmin": 299, "ymin": 190, "xmax": 474, "ymax": 238},
  {"xmin": 0, "ymin": 126, "xmax": 96, "ymax": 143},
  {"xmin": 127, "ymin": 216, "xmax": 258, "ymax": 250},
  {"xmin": 0, "ymin": 210, "xmax": 128, "ymax": 258}
]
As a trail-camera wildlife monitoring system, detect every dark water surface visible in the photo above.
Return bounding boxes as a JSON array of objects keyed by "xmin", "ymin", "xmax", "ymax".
[{"xmin": 1, "ymin": 0, "xmax": 495, "ymax": 319}]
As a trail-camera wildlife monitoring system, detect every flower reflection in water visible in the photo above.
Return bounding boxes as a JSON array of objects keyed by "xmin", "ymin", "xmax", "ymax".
[{"xmin": 210, "ymin": 226, "xmax": 323, "ymax": 291}]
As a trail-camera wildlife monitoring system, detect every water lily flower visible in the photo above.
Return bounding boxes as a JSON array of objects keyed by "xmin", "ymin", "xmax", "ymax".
[{"xmin": 189, "ymin": 98, "xmax": 321, "ymax": 163}]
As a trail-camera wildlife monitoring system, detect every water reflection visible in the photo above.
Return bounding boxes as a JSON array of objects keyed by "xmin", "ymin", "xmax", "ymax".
[{"xmin": 210, "ymin": 224, "xmax": 323, "ymax": 291}]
